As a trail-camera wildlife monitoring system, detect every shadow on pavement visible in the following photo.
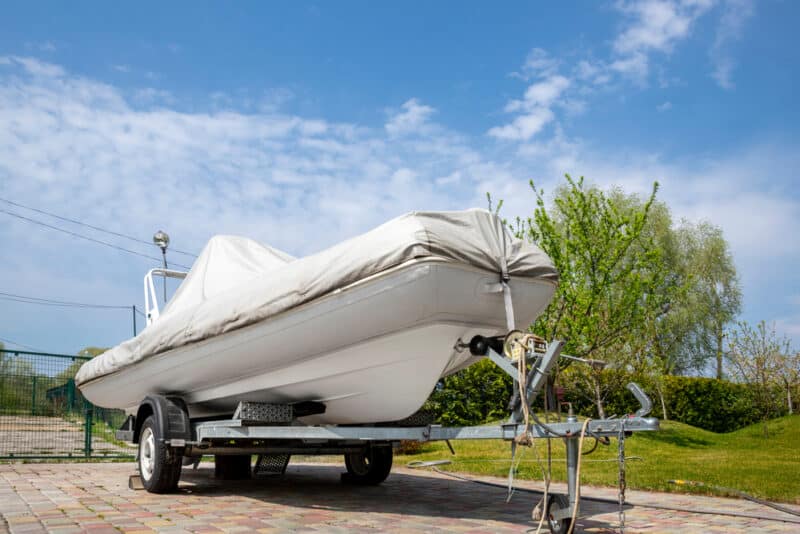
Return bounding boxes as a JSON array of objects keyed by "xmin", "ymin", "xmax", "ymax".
[{"xmin": 177, "ymin": 464, "xmax": 621, "ymax": 531}]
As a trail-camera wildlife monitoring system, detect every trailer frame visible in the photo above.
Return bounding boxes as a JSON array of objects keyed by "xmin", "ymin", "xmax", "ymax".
[{"xmin": 119, "ymin": 337, "xmax": 659, "ymax": 533}]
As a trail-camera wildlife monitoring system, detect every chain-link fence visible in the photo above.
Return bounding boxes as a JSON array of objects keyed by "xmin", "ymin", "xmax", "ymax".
[{"xmin": 0, "ymin": 349, "xmax": 135, "ymax": 459}]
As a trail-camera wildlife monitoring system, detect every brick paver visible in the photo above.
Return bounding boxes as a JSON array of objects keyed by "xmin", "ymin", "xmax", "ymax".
[{"xmin": 1, "ymin": 462, "xmax": 798, "ymax": 533}]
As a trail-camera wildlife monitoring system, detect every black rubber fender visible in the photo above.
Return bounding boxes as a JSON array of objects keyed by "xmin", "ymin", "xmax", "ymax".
[{"xmin": 133, "ymin": 395, "xmax": 191, "ymax": 444}]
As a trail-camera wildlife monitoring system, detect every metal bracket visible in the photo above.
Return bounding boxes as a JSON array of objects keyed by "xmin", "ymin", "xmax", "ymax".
[
  {"xmin": 627, "ymin": 382, "xmax": 652, "ymax": 418},
  {"xmin": 508, "ymin": 340, "xmax": 564, "ymax": 423},
  {"xmin": 485, "ymin": 348, "xmax": 519, "ymax": 379}
]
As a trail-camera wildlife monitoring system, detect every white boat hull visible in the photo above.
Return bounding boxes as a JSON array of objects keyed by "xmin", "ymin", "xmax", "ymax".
[{"xmin": 79, "ymin": 260, "xmax": 555, "ymax": 424}]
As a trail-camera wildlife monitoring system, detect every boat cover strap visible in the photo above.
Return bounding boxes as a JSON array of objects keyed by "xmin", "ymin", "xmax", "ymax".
[
  {"xmin": 502, "ymin": 281, "xmax": 515, "ymax": 332},
  {"xmin": 498, "ymin": 253, "xmax": 515, "ymax": 332}
]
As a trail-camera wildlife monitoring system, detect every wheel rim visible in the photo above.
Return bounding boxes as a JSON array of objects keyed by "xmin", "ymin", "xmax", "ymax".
[
  {"xmin": 348, "ymin": 451, "xmax": 372, "ymax": 476},
  {"xmin": 548, "ymin": 500, "xmax": 563, "ymax": 531},
  {"xmin": 139, "ymin": 427, "xmax": 156, "ymax": 482}
]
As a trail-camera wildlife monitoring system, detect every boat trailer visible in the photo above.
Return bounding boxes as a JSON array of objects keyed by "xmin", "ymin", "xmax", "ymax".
[{"xmin": 119, "ymin": 335, "xmax": 658, "ymax": 533}]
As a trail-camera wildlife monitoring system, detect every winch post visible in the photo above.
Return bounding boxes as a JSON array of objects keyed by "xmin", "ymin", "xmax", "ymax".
[
  {"xmin": 510, "ymin": 340, "xmax": 563, "ymax": 424},
  {"xmin": 565, "ymin": 413, "xmax": 580, "ymax": 512}
]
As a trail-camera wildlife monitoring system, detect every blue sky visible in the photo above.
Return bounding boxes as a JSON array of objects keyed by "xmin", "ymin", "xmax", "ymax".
[{"xmin": 0, "ymin": 0, "xmax": 798, "ymax": 358}]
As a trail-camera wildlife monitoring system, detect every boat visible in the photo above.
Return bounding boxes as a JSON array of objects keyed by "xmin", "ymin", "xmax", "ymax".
[{"xmin": 75, "ymin": 209, "xmax": 558, "ymax": 424}]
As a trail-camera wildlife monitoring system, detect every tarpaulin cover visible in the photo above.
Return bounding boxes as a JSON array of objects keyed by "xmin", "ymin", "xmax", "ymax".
[{"xmin": 76, "ymin": 209, "xmax": 558, "ymax": 385}]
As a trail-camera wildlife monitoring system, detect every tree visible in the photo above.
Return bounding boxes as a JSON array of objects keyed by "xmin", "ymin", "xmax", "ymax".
[
  {"xmin": 726, "ymin": 320, "xmax": 789, "ymax": 436},
  {"xmin": 510, "ymin": 176, "xmax": 670, "ymax": 417},
  {"xmin": 55, "ymin": 346, "xmax": 109, "ymax": 383},
  {"xmin": 775, "ymin": 350, "xmax": 800, "ymax": 414},
  {"xmin": 675, "ymin": 221, "xmax": 741, "ymax": 379},
  {"xmin": 639, "ymin": 219, "xmax": 741, "ymax": 383}
]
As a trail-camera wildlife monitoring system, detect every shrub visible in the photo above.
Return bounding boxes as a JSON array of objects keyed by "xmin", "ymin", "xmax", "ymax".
[
  {"xmin": 661, "ymin": 376, "xmax": 756, "ymax": 432},
  {"xmin": 423, "ymin": 359, "xmax": 513, "ymax": 426},
  {"xmin": 424, "ymin": 361, "xmax": 786, "ymax": 433}
]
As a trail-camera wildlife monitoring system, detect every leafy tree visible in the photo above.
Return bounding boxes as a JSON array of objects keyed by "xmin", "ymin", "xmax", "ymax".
[
  {"xmin": 726, "ymin": 320, "xmax": 789, "ymax": 436},
  {"xmin": 775, "ymin": 350, "xmax": 800, "ymax": 414},
  {"xmin": 508, "ymin": 176, "xmax": 670, "ymax": 417},
  {"xmin": 433, "ymin": 176, "xmax": 743, "ymax": 423},
  {"xmin": 55, "ymin": 346, "xmax": 108, "ymax": 383},
  {"xmin": 675, "ymin": 221, "xmax": 741, "ymax": 378}
]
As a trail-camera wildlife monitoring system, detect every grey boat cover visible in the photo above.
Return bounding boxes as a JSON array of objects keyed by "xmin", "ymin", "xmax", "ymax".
[{"xmin": 75, "ymin": 209, "xmax": 557, "ymax": 386}]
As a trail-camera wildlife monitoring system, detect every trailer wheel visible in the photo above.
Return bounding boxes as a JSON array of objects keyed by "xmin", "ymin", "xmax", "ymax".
[
  {"xmin": 138, "ymin": 415, "xmax": 182, "ymax": 493},
  {"xmin": 546, "ymin": 493, "xmax": 572, "ymax": 534},
  {"xmin": 343, "ymin": 446, "xmax": 393, "ymax": 485}
]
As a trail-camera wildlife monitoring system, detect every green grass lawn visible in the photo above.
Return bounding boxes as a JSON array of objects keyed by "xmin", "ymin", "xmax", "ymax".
[{"xmin": 395, "ymin": 415, "xmax": 800, "ymax": 504}]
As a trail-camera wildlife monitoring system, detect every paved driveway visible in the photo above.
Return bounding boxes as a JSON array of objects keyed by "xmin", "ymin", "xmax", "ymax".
[{"xmin": 1, "ymin": 462, "xmax": 798, "ymax": 533}]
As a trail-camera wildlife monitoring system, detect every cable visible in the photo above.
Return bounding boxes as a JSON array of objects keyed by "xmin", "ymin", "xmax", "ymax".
[
  {"xmin": 420, "ymin": 457, "xmax": 644, "ymax": 464},
  {"xmin": 0, "ymin": 196, "xmax": 197, "ymax": 258},
  {"xmin": 668, "ymin": 480, "xmax": 800, "ymax": 519},
  {"xmin": 0, "ymin": 292, "xmax": 133, "ymax": 310},
  {"xmin": 0, "ymin": 207, "xmax": 192, "ymax": 269},
  {"xmin": 0, "ymin": 336, "xmax": 44, "ymax": 352},
  {"xmin": 413, "ymin": 466, "xmax": 800, "ymax": 526}
]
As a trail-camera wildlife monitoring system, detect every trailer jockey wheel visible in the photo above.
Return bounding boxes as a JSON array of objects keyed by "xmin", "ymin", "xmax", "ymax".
[
  {"xmin": 546, "ymin": 493, "xmax": 572, "ymax": 534},
  {"xmin": 342, "ymin": 446, "xmax": 393, "ymax": 485},
  {"xmin": 137, "ymin": 416, "xmax": 182, "ymax": 493}
]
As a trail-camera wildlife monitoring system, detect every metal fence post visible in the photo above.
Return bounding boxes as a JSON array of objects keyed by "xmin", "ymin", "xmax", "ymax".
[
  {"xmin": 31, "ymin": 376, "xmax": 37, "ymax": 416},
  {"xmin": 84, "ymin": 404, "xmax": 93, "ymax": 458},
  {"xmin": 67, "ymin": 379, "xmax": 75, "ymax": 413}
]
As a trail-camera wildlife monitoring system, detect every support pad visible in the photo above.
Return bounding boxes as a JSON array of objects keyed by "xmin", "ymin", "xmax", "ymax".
[
  {"xmin": 233, "ymin": 402, "xmax": 293, "ymax": 424},
  {"xmin": 254, "ymin": 454, "xmax": 291, "ymax": 477}
]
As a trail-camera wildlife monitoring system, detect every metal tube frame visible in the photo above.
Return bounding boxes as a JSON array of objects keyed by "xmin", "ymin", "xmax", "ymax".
[{"xmin": 143, "ymin": 268, "xmax": 188, "ymax": 325}]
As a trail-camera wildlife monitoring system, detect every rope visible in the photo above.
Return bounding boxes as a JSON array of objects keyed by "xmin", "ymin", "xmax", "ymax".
[
  {"xmin": 515, "ymin": 343, "xmax": 532, "ymax": 446},
  {"xmin": 618, "ymin": 420, "xmax": 627, "ymax": 533},
  {"xmin": 566, "ymin": 417, "xmax": 592, "ymax": 534},
  {"xmin": 414, "ymin": 466, "xmax": 800, "ymax": 526},
  {"xmin": 668, "ymin": 480, "xmax": 800, "ymax": 518},
  {"xmin": 530, "ymin": 437, "xmax": 549, "ymax": 534}
]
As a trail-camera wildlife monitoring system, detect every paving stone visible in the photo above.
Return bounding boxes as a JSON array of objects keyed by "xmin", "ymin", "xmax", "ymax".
[{"xmin": 2, "ymin": 462, "xmax": 799, "ymax": 532}]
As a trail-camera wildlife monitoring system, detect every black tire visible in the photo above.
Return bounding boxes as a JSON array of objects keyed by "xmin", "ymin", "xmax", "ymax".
[
  {"xmin": 137, "ymin": 415, "xmax": 182, "ymax": 493},
  {"xmin": 546, "ymin": 493, "xmax": 573, "ymax": 534},
  {"xmin": 343, "ymin": 446, "xmax": 393, "ymax": 485},
  {"xmin": 214, "ymin": 454, "xmax": 252, "ymax": 480}
]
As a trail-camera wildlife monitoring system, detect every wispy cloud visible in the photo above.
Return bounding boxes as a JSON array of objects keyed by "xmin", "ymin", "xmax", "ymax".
[
  {"xmin": 510, "ymin": 48, "xmax": 560, "ymax": 81},
  {"xmin": 0, "ymin": 55, "xmax": 796, "ymax": 348},
  {"xmin": 489, "ymin": 1, "xmax": 720, "ymax": 144},
  {"xmin": 490, "ymin": 50, "xmax": 571, "ymax": 142},
  {"xmin": 25, "ymin": 41, "xmax": 57, "ymax": 53},
  {"xmin": 657, "ymin": 100, "xmax": 672, "ymax": 111},
  {"xmin": 612, "ymin": 0, "xmax": 714, "ymax": 81},
  {"xmin": 710, "ymin": 0, "xmax": 755, "ymax": 89},
  {"xmin": 385, "ymin": 99, "xmax": 436, "ymax": 137}
]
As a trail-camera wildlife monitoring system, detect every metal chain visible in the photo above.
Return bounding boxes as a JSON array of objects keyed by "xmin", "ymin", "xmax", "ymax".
[{"xmin": 618, "ymin": 420, "xmax": 627, "ymax": 533}]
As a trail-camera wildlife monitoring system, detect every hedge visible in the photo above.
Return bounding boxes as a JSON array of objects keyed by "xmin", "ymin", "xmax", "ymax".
[{"xmin": 425, "ymin": 365, "xmax": 790, "ymax": 433}]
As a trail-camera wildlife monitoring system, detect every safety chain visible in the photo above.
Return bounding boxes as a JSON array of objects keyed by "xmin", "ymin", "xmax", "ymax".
[{"xmin": 617, "ymin": 420, "xmax": 627, "ymax": 533}]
